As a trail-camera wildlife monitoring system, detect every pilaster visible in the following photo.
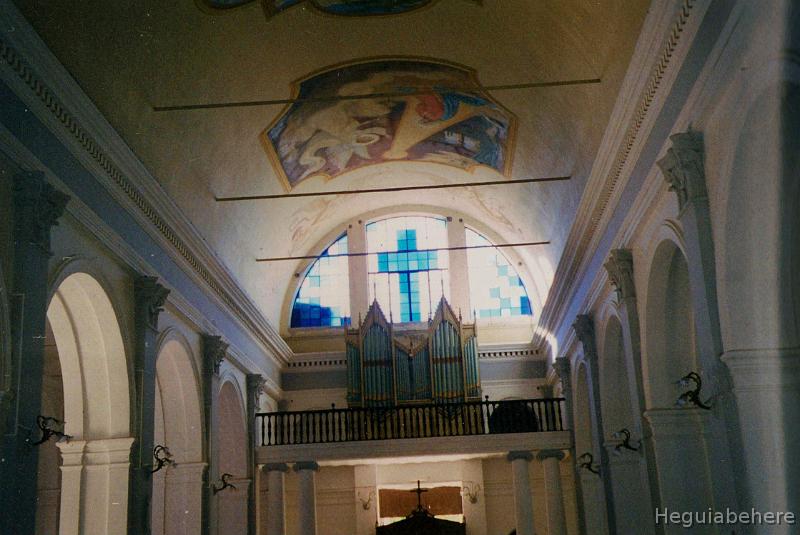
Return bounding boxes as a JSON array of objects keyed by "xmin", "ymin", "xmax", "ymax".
[
  {"xmin": 246, "ymin": 374, "xmax": 266, "ymax": 535},
  {"xmin": 659, "ymin": 130, "xmax": 742, "ymax": 515},
  {"xmin": 202, "ymin": 334, "xmax": 228, "ymax": 535},
  {"xmin": 0, "ymin": 171, "xmax": 68, "ymax": 535},
  {"xmin": 130, "ymin": 275, "xmax": 170, "ymax": 535},
  {"xmin": 572, "ymin": 314, "xmax": 614, "ymax": 535}
]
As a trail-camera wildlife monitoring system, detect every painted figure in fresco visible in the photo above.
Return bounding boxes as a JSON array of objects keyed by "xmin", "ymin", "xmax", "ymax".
[{"xmin": 264, "ymin": 60, "xmax": 515, "ymax": 189}]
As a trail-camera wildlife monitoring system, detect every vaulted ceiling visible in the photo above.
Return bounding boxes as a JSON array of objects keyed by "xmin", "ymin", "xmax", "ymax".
[{"xmin": 15, "ymin": 0, "xmax": 649, "ymax": 333}]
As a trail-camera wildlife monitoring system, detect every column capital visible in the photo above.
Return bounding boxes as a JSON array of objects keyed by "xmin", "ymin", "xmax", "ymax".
[
  {"xmin": 263, "ymin": 463, "xmax": 290, "ymax": 473},
  {"xmin": 134, "ymin": 275, "xmax": 170, "ymax": 330},
  {"xmin": 536, "ymin": 449, "xmax": 566, "ymax": 462},
  {"xmin": 553, "ymin": 357, "xmax": 571, "ymax": 384},
  {"xmin": 12, "ymin": 171, "xmax": 69, "ymax": 255},
  {"xmin": 247, "ymin": 373, "xmax": 267, "ymax": 408},
  {"xmin": 506, "ymin": 451, "xmax": 533, "ymax": 463},
  {"xmin": 294, "ymin": 460, "xmax": 320, "ymax": 472},
  {"xmin": 202, "ymin": 334, "xmax": 228, "ymax": 376},
  {"xmin": 572, "ymin": 314, "xmax": 596, "ymax": 353},
  {"xmin": 604, "ymin": 249, "xmax": 635, "ymax": 300},
  {"xmin": 657, "ymin": 130, "xmax": 706, "ymax": 212}
]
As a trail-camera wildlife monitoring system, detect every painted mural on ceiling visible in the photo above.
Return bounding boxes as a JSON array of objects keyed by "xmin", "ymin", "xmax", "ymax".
[
  {"xmin": 263, "ymin": 59, "xmax": 516, "ymax": 190},
  {"xmin": 202, "ymin": 0, "xmax": 453, "ymax": 17}
]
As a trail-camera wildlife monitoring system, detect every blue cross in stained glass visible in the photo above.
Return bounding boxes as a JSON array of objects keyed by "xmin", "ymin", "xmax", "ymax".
[{"xmin": 376, "ymin": 229, "xmax": 439, "ymax": 322}]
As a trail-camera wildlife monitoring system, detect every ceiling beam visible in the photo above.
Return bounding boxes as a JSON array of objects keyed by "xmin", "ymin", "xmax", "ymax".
[
  {"xmin": 153, "ymin": 78, "xmax": 601, "ymax": 112},
  {"xmin": 255, "ymin": 241, "xmax": 551, "ymax": 263},
  {"xmin": 216, "ymin": 176, "xmax": 571, "ymax": 202}
]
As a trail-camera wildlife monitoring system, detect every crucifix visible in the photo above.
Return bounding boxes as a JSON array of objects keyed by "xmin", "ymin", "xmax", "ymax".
[{"xmin": 410, "ymin": 480, "xmax": 429, "ymax": 511}]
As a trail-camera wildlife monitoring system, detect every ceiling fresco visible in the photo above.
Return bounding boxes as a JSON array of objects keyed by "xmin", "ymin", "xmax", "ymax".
[
  {"xmin": 202, "ymin": 0, "xmax": 464, "ymax": 17},
  {"xmin": 263, "ymin": 59, "xmax": 516, "ymax": 190}
]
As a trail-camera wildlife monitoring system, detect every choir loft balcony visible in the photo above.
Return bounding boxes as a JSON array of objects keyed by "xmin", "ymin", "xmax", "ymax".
[{"xmin": 255, "ymin": 398, "xmax": 571, "ymax": 465}]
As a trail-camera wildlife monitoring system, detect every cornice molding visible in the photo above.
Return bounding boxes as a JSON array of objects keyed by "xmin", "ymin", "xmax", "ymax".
[
  {"xmin": 0, "ymin": 0, "xmax": 292, "ymax": 365},
  {"xmin": 536, "ymin": 0, "xmax": 709, "ymax": 348}
]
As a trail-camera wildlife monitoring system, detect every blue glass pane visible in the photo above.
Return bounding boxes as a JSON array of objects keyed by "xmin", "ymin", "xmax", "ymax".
[
  {"xmin": 466, "ymin": 229, "xmax": 533, "ymax": 319},
  {"xmin": 291, "ymin": 233, "xmax": 351, "ymax": 327}
]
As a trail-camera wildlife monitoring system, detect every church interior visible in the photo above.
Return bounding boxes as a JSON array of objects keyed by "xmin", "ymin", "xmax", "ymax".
[{"xmin": 0, "ymin": 1, "xmax": 798, "ymax": 534}]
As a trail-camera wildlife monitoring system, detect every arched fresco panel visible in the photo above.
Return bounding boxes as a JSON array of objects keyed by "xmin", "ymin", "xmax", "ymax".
[{"xmin": 263, "ymin": 59, "xmax": 516, "ymax": 189}]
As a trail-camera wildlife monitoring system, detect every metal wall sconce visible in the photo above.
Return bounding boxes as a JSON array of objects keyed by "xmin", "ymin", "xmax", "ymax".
[
  {"xmin": 150, "ymin": 445, "xmax": 176, "ymax": 473},
  {"xmin": 611, "ymin": 428, "xmax": 641, "ymax": 456},
  {"xmin": 675, "ymin": 371, "xmax": 713, "ymax": 410},
  {"xmin": 357, "ymin": 489, "xmax": 374, "ymax": 510},
  {"xmin": 212, "ymin": 473, "xmax": 237, "ymax": 494},
  {"xmin": 30, "ymin": 415, "xmax": 72, "ymax": 446},
  {"xmin": 578, "ymin": 452, "xmax": 600, "ymax": 475},
  {"xmin": 462, "ymin": 482, "xmax": 481, "ymax": 504}
]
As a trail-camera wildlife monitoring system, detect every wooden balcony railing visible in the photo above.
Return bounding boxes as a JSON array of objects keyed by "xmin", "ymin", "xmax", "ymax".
[{"xmin": 256, "ymin": 398, "xmax": 565, "ymax": 447}]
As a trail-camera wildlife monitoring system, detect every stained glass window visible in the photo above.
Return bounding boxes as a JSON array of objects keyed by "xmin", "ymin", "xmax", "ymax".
[
  {"xmin": 291, "ymin": 233, "xmax": 351, "ymax": 328},
  {"xmin": 367, "ymin": 217, "xmax": 449, "ymax": 323},
  {"xmin": 466, "ymin": 228, "xmax": 532, "ymax": 319}
]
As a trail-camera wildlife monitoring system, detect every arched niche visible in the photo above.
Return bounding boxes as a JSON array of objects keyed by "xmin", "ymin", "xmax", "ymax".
[
  {"xmin": 643, "ymin": 240, "xmax": 696, "ymax": 408},
  {"xmin": 151, "ymin": 333, "xmax": 205, "ymax": 535},
  {"xmin": 598, "ymin": 316, "xmax": 636, "ymax": 435},
  {"xmin": 44, "ymin": 271, "xmax": 133, "ymax": 535},
  {"xmin": 216, "ymin": 379, "xmax": 249, "ymax": 534}
]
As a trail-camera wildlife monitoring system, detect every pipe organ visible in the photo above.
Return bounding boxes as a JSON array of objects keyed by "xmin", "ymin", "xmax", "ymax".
[{"xmin": 345, "ymin": 297, "xmax": 480, "ymax": 407}]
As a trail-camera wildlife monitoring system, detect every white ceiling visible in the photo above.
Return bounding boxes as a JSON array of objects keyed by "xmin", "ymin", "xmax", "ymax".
[{"xmin": 15, "ymin": 0, "xmax": 649, "ymax": 332}]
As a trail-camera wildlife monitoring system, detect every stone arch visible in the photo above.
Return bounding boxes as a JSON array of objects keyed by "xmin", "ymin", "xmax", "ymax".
[
  {"xmin": 572, "ymin": 360, "xmax": 594, "ymax": 456},
  {"xmin": 151, "ymin": 329, "xmax": 205, "ymax": 535},
  {"xmin": 216, "ymin": 379, "xmax": 250, "ymax": 534},
  {"xmin": 596, "ymin": 311, "xmax": 654, "ymax": 535},
  {"xmin": 642, "ymin": 239, "xmax": 697, "ymax": 408},
  {"xmin": 44, "ymin": 271, "xmax": 133, "ymax": 535},
  {"xmin": 719, "ymin": 68, "xmax": 800, "ymax": 514}
]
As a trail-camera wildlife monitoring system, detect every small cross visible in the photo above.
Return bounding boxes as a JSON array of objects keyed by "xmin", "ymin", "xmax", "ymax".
[{"xmin": 410, "ymin": 480, "xmax": 429, "ymax": 510}]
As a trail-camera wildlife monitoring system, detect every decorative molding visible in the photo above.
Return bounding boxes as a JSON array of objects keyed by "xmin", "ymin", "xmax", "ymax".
[
  {"xmin": 134, "ymin": 276, "xmax": 170, "ymax": 330},
  {"xmin": 287, "ymin": 352, "xmax": 347, "ymax": 371},
  {"xmin": 0, "ymin": 1, "xmax": 292, "ymax": 366},
  {"xmin": 12, "ymin": 170, "xmax": 69, "ymax": 255},
  {"xmin": 247, "ymin": 373, "xmax": 267, "ymax": 409},
  {"xmin": 478, "ymin": 344, "xmax": 541, "ymax": 361},
  {"xmin": 536, "ymin": 0, "xmax": 706, "ymax": 345},
  {"xmin": 202, "ymin": 334, "xmax": 229, "ymax": 376},
  {"xmin": 656, "ymin": 130, "xmax": 707, "ymax": 212},
  {"xmin": 603, "ymin": 249, "xmax": 635, "ymax": 300}
]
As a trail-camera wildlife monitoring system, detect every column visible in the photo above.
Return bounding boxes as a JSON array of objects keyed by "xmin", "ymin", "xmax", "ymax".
[
  {"xmin": 553, "ymin": 357, "xmax": 585, "ymax": 535},
  {"xmin": 83, "ymin": 437, "xmax": 136, "ymax": 535},
  {"xmin": 658, "ymin": 131, "xmax": 742, "ymax": 513},
  {"xmin": 202, "ymin": 334, "xmax": 228, "ymax": 535},
  {"xmin": 603, "ymin": 250, "xmax": 659, "ymax": 521},
  {"xmin": 130, "ymin": 276, "xmax": 170, "ymax": 535},
  {"xmin": 643, "ymin": 409, "xmax": 714, "ymax": 535},
  {"xmin": 0, "ymin": 171, "xmax": 68, "ymax": 535},
  {"xmin": 294, "ymin": 461, "xmax": 319, "ymax": 535},
  {"xmin": 573, "ymin": 315, "xmax": 614, "ymax": 535},
  {"xmin": 507, "ymin": 451, "xmax": 534, "ymax": 535},
  {"xmin": 57, "ymin": 439, "xmax": 86, "ymax": 535},
  {"xmin": 247, "ymin": 374, "xmax": 267, "ymax": 535},
  {"xmin": 347, "ymin": 221, "xmax": 369, "ymax": 320},
  {"xmin": 538, "ymin": 450, "xmax": 567, "ymax": 535},
  {"xmin": 263, "ymin": 463, "xmax": 288, "ymax": 535},
  {"xmin": 446, "ymin": 217, "xmax": 471, "ymax": 316}
]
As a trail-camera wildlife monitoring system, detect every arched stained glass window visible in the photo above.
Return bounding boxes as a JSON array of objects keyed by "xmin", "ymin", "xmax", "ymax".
[
  {"xmin": 466, "ymin": 228, "xmax": 532, "ymax": 318},
  {"xmin": 291, "ymin": 233, "xmax": 351, "ymax": 328},
  {"xmin": 366, "ymin": 216, "xmax": 450, "ymax": 323}
]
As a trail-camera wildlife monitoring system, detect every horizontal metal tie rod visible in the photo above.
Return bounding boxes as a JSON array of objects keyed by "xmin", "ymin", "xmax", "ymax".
[
  {"xmin": 217, "ymin": 176, "xmax": 571, "ymax": 201},
  {"xmin": 153, "ymin": 78, "xmax": 601, "ymax": 112},
  {"xmin": 256, "ymin": 241, "xmax": 550, "ymax": 263}
]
